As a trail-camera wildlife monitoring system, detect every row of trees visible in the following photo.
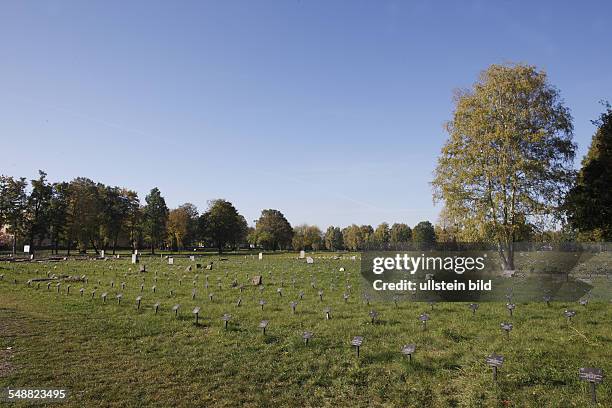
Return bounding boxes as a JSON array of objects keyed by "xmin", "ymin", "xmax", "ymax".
[{"xmin": 0, "ymin": 173, "xmax": 439, "ymax": 254}]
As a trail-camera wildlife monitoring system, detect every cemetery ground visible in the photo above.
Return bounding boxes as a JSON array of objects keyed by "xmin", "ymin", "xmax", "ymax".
[{"xmin": 0, "ymin": 253, "xmax": 610, "ymax": 407}]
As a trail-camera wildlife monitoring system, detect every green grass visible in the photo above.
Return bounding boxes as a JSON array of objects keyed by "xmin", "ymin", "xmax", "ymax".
[{"xmin": 0, "ymin": 253, "xmax": 610, "ymax": 407}]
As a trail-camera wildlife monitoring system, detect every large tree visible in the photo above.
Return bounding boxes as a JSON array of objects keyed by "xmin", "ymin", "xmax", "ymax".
[
  {"xmin": 143, "ymin": 187, "xmax": 169, "ymax": 254},
  {"xmin": 251, "ymin": 209, "xmax": 293, "ymax": 250},
  {"xmin": 199, "ymin": 199, "xmax": 246, "ymax": 253},
  {"xmin": 412, "ymin": 221, "xmax": 436, "ymax": 247},
  {"xmin": 432, "ymin": 63, "xmax": 575, "ymax": 270},
  {"xmin": 565, "ymin": 102, "xmax": 612, "ymax": 241},
  {"xmin": 48, "ymin": 182, "xmax": 69, "ymax": 254},
  {"xmin": 65, "ymin": 178, "xmax": 103, "ymax": 254},
  {"xmin": 373, "ymin": 222, "xmax": 390, "ymax": 246},
  {"xmin": 342, "ymin": 224, "xmax": 363, "ymax": 251}
]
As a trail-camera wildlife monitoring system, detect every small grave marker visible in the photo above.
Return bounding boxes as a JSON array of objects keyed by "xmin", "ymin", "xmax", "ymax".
[
  {"xmin": 469, "ymin": 303, "xmax": 479, "ymax": 315},
  {"xmin": 222, "ymin": 313, "xmax": 231, "ymax": 328},
  {"xmin": 259, "ymin": 320, "xmax": 269, "ymax": 335},
  {"xmin": 351, "ymin": 336, "xmax": 363, "ymax": 357},
  {"xmin": 154, "ymin": 302, "xmax": 160, "ymax": 314},
  {"xmin": 369, "ymin": 310, "xmax": 378, "ymax": 324},
  {"xmin": 136, "ymin": 296, "xmax": 142, "ymax": 309},
  {"xmin": 419, "ymin": 313, "xmax": 430, "ymax": 330},
  {"xmin": 290, "ymin": 301, "xmax": 297, "ymax": 314},
  {"xmin": 485, "ymin": 353, "xmax": 504, "ymax": 381},
  {"xmin": 192, "ymin": 307, "xmax": 201, "ymax": 324},
  {"xmin": 564, "ymin": 309, "xmax": 576, "ymax": 322},
  {"xmin": 324, "ymin": 307, "xmax": 331, "ymax": 320},
  {"xmin": 172, "ymin": 304, "xmax": 180, "ymax": 317},
  {"xmin": 543, "ymin": 295, "xmax": 552, "ymax": 306},
  {"xmin": 579, "ymin": 367, "xmax": 604, "ymax": 403},
  {"xmin": 500, "ymin": 322, "xmax": 513, "ymax": 338},
  {"xmin": 506, "ymin": 303, "xmax": 516, "ymax": 316},
  {"xmin": 306, "ymin": 257, "xmax": 314, "ymax": 264},
  {"xmin": 302, "ymin": 331, "xmax": 313, "ymax": 345},
  {"xmin": 116, "ymin": 293, "xmax": 123, "ymax": 304},
  {"xmin": 101, "ymin": 292, "xmax": 108, "ymax": 303},
  {"xmin": 401, "ymin": 344, "xmax": 416, "ymax": 362}
]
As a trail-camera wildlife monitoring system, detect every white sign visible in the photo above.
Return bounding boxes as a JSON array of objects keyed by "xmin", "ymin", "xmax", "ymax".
[{"xmin": 23, "ymin": 245, "xmax": 30, "ymax": 253}]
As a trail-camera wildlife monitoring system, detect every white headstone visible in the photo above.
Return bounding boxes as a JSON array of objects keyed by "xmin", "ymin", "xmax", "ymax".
[
  {"xmin": 306, "ymin": 257, "xmax": 314, "ymax": 264},
  {"xmin": 23, "ymin": 245, "xmax": 30, "ymax": 253},
  {"xmin": 258, "ymin": 252, "xmax": 263, "ymax": 260},
  {"xmin": 299, "ymin": 250, "xmax": 305, "ymax": 259},
  {"xmin": 189, "ymin": 255, "xmax": 195, "ymax": 261},
  {"xmin": 168, "ymin": 257, "xmax": 174, "ymax": 265},
  {"xmin": 100, "ymin": 250, "xmax": 105, "ymax": 258},
  {"xmin": 131, "ymin": 254, "xmax": 138, "ymax": 264}
]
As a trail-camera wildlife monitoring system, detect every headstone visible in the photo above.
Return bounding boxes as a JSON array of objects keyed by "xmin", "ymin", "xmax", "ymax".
[
  {"xmin": 324, "ymin": 307, "xmax": 331, "ymax": 320},
  {"xmin": 132, "ymin": 254, "xmax": 139, "ymax": 264},
  {"xmin": 258, "ymin": 252, "xmax": 263, "ymax": 260},
  {"xmin": 172, "ymin": 304, "xmax": 180, "ymax": 316},
  {"xmin": 189, "ymin": 255, "xmax": 195, "ymax": 261},
  {"xmin": 290, "ymin": 301, "xmax": 297, "ymax": 313},
  {"xmin": 222, "ymin": 313, "xmax": 231, "ymax": 328},
  {"xmin": 564, "ymin": 309, "xmax": 576, "ymax": 321},
  {"xmin": 252, "ymin": 275, "xmax": 262, "ymax": 285},
  {"xmin": 318, "ymin": 290, "xmax": 323, "ymax": 301},
  {"xmin": 306, "ymin": 257, "xmax": 314, "ymax": 264},
  {"xmin": 101, "ymin": 292, "xmax": 108, "ymax": 303},
  {"xmin": 259, "ymin": 299, "xmax": 266, "ymax": 310},
  {"xmin": 154, "ymin": 302, "xmax": 160, "ymax": 314},
  {"xmin": 116, "ymin": 293, "xmax": 123, "ymax": 304},
  {"xmin": 343, "ymin": 293, "xmax": 349, "ymax": 302},
  {"xmin": 139, "ymin": 264, "xmax": 146, "ymax": 273},
  {"xmin": 136, "ymin": 296, "xmax": 142, "ymax": 309},
  {"xmin": 506, "ymin": 303, "xmax": 515, "ymax": 316},
  {"xmin": 299, "ymin": 250, "xmax": 305, "ymax": 259},
  {"xmin": 543, "ymin": 295, "xmax": 552, "ymax": 306},
  {"xmin": 168, "ymin": 257, "xmax": 174, "ymax": 265},
  {"xmin": 23, "ymin": 245, "xmax": 30, "ymax": 253}
]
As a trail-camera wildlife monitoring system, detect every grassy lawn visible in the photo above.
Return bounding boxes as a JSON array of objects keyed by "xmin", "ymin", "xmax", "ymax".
[{"xmin": 0, "ymin": 253, "xmax": 610, "ymax": 407}]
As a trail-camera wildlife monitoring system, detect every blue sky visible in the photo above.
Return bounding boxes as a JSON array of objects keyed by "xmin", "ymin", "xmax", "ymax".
[{"xmin": 1, "ymin": 1, "xmax": 610, "ymax": 228}]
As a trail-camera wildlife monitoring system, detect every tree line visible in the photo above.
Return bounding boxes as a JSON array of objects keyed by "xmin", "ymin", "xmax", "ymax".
[{"xmin": 0, "ymin": 172, "xmax": 439, "ymax": 255}]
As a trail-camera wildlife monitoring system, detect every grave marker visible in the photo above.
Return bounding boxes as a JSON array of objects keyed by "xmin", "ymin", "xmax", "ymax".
[
  {"xmin": 401, "ymin": 344, "xmax": 416, "ymax": 362},
  {"xmin": 116, "ymin": 293, "xmax": 123, "ymax": 304},
  {"xmin": 172, "ymin": 304, "xmax": 180, "ymax": 317},
  {"xmin": 259, "ymin": 320, "xmax": 269, "ymax": 335},
  {"xmin": 485, "ymin": 353, "xmax": 504, "ymax": 381},
  {"xmin": 506, "ymin": 303, "xmax": 516, "ymax": 316},
  {"xmin": 259, "ymin": 299, "xmax": 266, "ymax": 310},
  {"xmin": 192, "ymin": 307, "xmax": 201, "ymax": 324},
  {"xmin": 101, "ymin": 292, "xmax": 108, "ymax": 303},
  {"xmin": 324, "ymin": 307, "xmax": 331, "ymax": 320},
  {"xmin": 302, "ymin": 331, "xmax": 313, "ymax": 344},
  {"xmin": 351, "ymin": 336, "xmax": 363, "ymax": 357},
  {"xmin": 136, "ymin": 296, "xmax": 142, "ymax": 310},
  {"xmin": 306, "ymin": 257, "xmax": 314, "ymax": 264},
  {"xmin": 500, "ymin": 322, "xmax": 513, "ymax": 338},
  {"xmin": 469, "ymin": 303, "xmax": 479, "ymax": 315},
  {"xmin": 369, "ymin": 310, "xmax": 378, "ymax": 324},
  {"xmin": 419, "ymin": 313, "xmax": 429, "ymax": 330},
  {"xmin": 290, "ymin": 301, "xmax": 298, "ymax": 314},
  {"xmin": 154, "ymin": 302, "xmax": 160, "ymax": 314},
  {"xmin": 579, "ymin": 367, "xmax": 604, "ymax": 403},
  {"xmin": 564, "ymin": 309, "xmax": 576, "ymax": 322},
  {"xmin": 221, "ymin": 313, "xmax": 231, "ymax": 328}
]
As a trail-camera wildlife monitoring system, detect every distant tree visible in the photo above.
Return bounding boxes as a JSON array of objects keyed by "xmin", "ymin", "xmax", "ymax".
[
  {"xmin": 342, "ymin": 224, "xmax": 363, "ymax": 251},
  {"xmin": 25, "ymin": 170, "xmax": 53, "ymax": 248},
  {"xmin": 565, "ymin": 102, "xmax": 612, "ymax": 241},
  {"xmin": 123, "ymin": 191, "xmax": 142, "ymax": 252},
  {"xmin": 199, "ymin": 199, "xmax": 247, "ymax": 253},
  {"xmin": 292, "ymin": 224, "xmax": 322, "ymax": 250},
  {"xmin": 390, "ymin": 223, "xmax": 412, "ymax": 245},
  {"xmin": 65, "ymin": 178, "xmax": 103, "ymax": 254},
  {"xmin": 143, "ymin": 187, "xmax": 169, "ymax": 254},
  {"xmin": 252, "ymin": 209, "xmax": 293, "ymax": 250},
  {"xmin": 48, "ymin": 182, "xmax": 69, "ymax": 254},
  {"xmin": 413, "ymin": 221, "xmax": 436, "ymax": 247},
  {"xmin": 373, "ymin": 222, "xmax": 390, "ymax": 246},
  {"xmin": 324, "ymin": 226, "xmax": 344, "ymax": 251},
  {"xmin": 167, "ymin": 203, "xmax": 199, "ymax": 251},
  {"xmin": 432, "ymin": 63, "xmax": 575, "ymax": 270},
  {"xmin": 99, "ymin": 186, "xmax": 135, "ymax": 254},
  {"xmin": 359, "ymin": 225, "xmax": 374, "ymax": 247},
  {"xmin": 0, "ymin": 175, "xmax": 28, "ymax": 255}
]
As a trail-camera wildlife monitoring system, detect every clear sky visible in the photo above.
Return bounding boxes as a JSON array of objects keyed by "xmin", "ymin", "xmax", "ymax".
[{"xmin": 1, "ymin": 1, "xmax": 610, "ymax": 229}]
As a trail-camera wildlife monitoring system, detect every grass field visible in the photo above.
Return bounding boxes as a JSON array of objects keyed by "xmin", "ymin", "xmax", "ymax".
[{"xmin": 0, "ymin": 252, "xmax": 610, "ymax": 407}]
